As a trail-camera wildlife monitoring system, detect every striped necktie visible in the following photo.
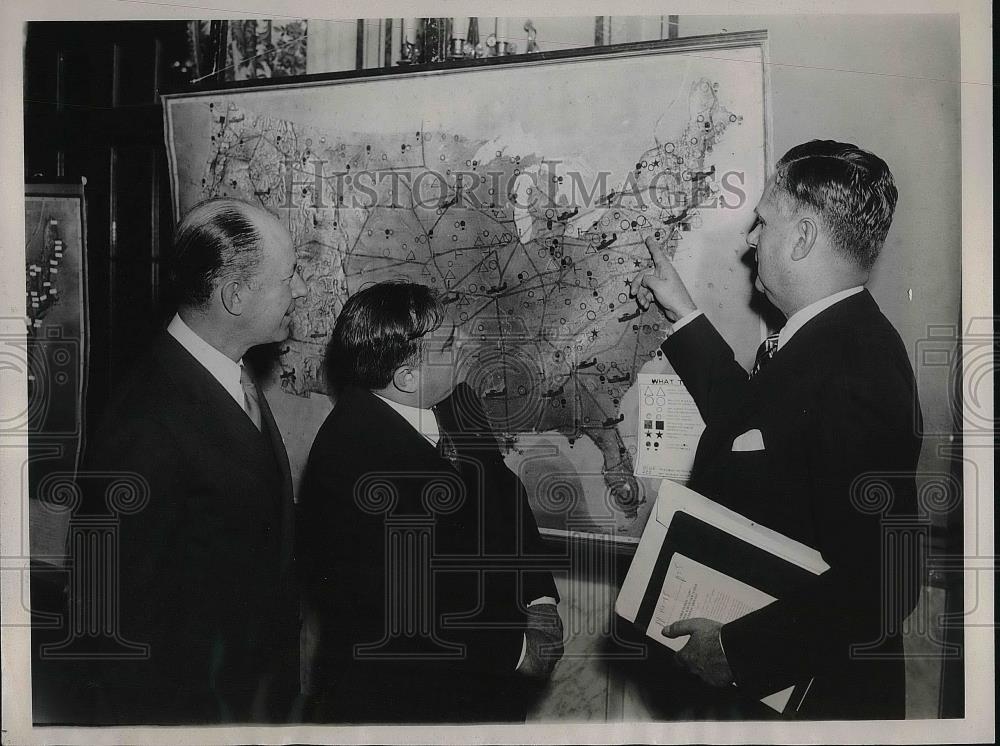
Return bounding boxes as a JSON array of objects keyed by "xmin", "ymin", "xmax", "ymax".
[{"xmin": 749, "ymin": 332, "xmax": 781, "ymax": 379}]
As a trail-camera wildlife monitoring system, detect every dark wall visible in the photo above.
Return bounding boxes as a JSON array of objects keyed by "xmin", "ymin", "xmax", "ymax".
[{"xmin": 24, "ymin": 21, "xmax": 192, "ymax": 426}]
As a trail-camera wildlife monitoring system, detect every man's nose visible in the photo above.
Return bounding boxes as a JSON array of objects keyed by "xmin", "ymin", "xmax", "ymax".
[{"xmin": 745, "ymin": 225, "xmax": 758, "ymax": 249}]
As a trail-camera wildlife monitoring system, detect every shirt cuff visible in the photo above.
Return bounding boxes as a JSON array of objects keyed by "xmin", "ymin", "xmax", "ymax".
[
  {"xmin": 671, "ymin": 309, "xmax": 703, "ymax": 333},
  {"xmin": 528, "ymin": 596, "xmax": 558, "ymax": 607},
  {"xmin": 517, "ymin": 597, "xmax": 560, "ymax": 668}
]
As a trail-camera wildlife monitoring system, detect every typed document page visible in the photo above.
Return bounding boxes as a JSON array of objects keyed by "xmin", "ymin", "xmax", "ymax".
[{"xmin": 645, "ymin": 552, "xmax": 777, "ymax": 651}]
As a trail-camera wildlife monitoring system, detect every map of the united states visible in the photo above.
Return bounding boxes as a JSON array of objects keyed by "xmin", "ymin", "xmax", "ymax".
[{"xmin": 197, "ymin": 78, "xmax": 742, "ymax": 520}]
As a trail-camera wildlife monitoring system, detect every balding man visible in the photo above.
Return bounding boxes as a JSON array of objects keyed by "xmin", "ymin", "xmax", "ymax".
[
  {"xmin": 80, "ymin": 198, "xmax": 307, "ymax": 723},
  {"xmin": 631, "ymin": 141, "xmax": 922, "ymax": 718}
]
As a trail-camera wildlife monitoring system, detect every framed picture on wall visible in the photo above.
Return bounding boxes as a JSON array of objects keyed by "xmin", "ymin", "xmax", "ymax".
[{"xmin": 23, "ymin": 180, "xmax": 90, "ymax": 565}]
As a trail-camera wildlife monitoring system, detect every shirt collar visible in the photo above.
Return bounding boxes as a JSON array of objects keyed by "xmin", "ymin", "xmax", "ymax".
[
  {"xmin": 167, "ymin": 313, "xmax": 246, "ymax": 409},
  {"xmin": 372, "ymin": 392, "xmax": 441, "ymax": 446},
  {"xmin": 777, "ymin": 286, "xmax": 864, "ymax": 351}
]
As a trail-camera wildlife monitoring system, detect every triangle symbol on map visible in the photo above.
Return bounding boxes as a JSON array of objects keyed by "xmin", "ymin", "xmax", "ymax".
[
  {"xmin": 405, "ymin": 251, "xmax": 416, "ymax": 261},
  {"xmin": 655, "ymin": 387, "xmax": 666, "ymax": 396},
  {"xmin": 458, "ymin": 295, "xmax": 471, "ymax": 306},
  {"xmin": 585, "ymin": 243, "xmax": 598, "ymax": 255},
  {"xmin": 474, "ymin": 235, "xmax": 486, "ymax": 247},
  {"xmin": 421, "ymin": 265, "xmax": 432, "ymax": 276}
]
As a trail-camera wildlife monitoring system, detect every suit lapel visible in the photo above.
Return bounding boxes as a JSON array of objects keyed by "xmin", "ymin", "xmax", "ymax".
[
  {"xmin": 151, "ymin": 334, "xmax": 280, "ymax": 487},
  {"xmin": 346, "ymin": 387, "xmax": 453, "ymax": 472},
  {"xmin": 763, "ymin": 289, "xmax": 874, "ymax": 377},
  {"xmin": 257, "ymin": 385, "xmax": 294, "ymax": 504},
  {"xmin": 695, "ymin": 292, "xmax": 875, "ymax": 470},
  {"xmin": 257, "ymin": 384, "xmax": 296, "ymax": 576}
]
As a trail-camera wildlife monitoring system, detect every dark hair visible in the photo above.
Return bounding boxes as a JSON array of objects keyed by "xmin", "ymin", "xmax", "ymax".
[
  {"xmin": 774, "ymin": 140, "xmax": 897, "ymax": 271},
  {"xmin": 325, "ymin": 281, "xmax": 444, "ymax": 394},
  {"xmin": 170, "ymin": 198, "xmax": 265, "ymax": 308}
]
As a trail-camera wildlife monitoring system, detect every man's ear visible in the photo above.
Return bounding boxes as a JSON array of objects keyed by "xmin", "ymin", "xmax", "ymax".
[
  {"xmin": 392, "ymin": 364, "xmax": 418, "ymax": 394},
  {"xmin": 220, "ymin": 280, "xmax": 245, "ymax": 317},
  {"xmin": 790, "ymin": 216, "xmax": 818, "ymax": 261}
]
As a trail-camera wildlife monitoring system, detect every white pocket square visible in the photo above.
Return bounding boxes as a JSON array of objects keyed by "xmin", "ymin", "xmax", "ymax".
[{"xmin": 731, "ymin": 428, "xmax": 765, "ymax": 452}]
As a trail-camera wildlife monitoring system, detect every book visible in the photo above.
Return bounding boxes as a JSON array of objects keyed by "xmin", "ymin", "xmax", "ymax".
[{"xmin": 615, "ymin": 478, "xmax": 829, "ymax": 713}]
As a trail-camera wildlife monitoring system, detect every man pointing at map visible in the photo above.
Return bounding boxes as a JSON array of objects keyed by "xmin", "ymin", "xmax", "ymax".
[{"xmin": 629, "ymin": 140, "xmax": 922, "ymax": 718}]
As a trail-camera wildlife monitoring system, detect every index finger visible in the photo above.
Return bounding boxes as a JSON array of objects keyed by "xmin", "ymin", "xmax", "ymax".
[{"xmin": 644, "ymin": 235, "xmax": 669, "ymax": 271}]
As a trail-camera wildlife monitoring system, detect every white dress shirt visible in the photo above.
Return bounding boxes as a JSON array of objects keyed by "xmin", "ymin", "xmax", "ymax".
[
  {"xmin": 776, "ymin": 286, "xmax": 864, "ymax": 350},
  {"xmin": 167, "ymin": 313, "xmax": 252, "ymax": 416},
  {"xmin": 669, "ymin": 286, "xmax": 865, "ymax": 351},
  {"xmin": 373, "ymin": 393, "xmax": 441, "ymax": 446},
  {"xmin": 372, "ymin": 390, "xmax": 558, "ymax": 668}
]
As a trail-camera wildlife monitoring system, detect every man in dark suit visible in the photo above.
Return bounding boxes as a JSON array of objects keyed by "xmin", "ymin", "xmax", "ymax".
[
  {"xmin": 79, "ymin": 198, "xmax": 307, "ymax": 723},
  {"xmin": 630, "ymin": 141, "xmax": 923, "ymax": 718},
  {"xmin": 297, "ymin": 281, "xmax": 563, "ymax": 723}
]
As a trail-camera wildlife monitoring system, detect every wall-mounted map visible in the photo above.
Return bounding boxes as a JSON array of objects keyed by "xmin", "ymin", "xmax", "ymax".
[{"xmin": 164, "ymin": 34, "xmax": 769, "ymax": 542}]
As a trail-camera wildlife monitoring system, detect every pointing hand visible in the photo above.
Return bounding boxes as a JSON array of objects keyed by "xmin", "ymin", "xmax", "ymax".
[{"xmin": 629, "ymin": 235, "xmax": 698, "ymax": 322}]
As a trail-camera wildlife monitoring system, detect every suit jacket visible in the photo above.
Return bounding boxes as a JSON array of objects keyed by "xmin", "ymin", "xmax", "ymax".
[
  {"xmin": 79, "ymin": 332, "xmax": 300, "ymax": 724},
  {"xmin": 297, "ymin": 382, "xmax": 559, "ymax": 723},
  {"xmin": 662, "ymin": 290, "xmax": 922, "ymax": 719}
]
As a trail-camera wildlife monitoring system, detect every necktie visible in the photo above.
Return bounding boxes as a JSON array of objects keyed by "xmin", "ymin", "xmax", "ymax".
[
  {"xmin": 749, "ymin": 332, "xmax": 781, "ymax": 379},
  {"xmin": 240, "ymin": 364, "xmax": 263, "ymax": 431}
]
